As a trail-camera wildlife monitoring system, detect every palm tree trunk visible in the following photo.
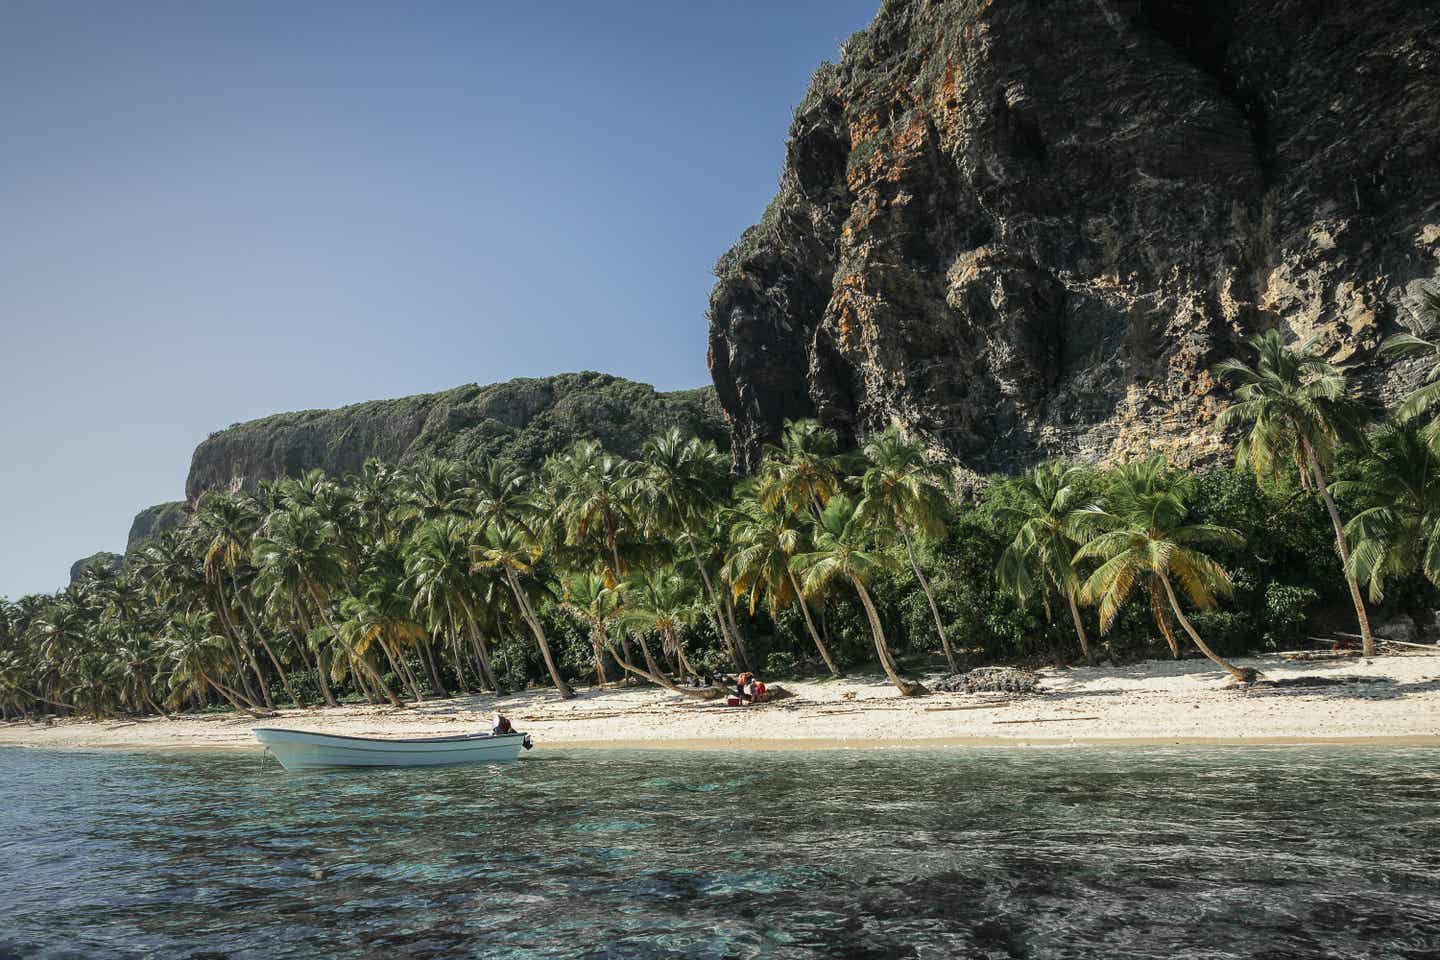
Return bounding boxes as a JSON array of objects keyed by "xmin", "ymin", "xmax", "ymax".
[
  {"xmin": 1305, "ymin": 448, "xmax": 1375, "ymax": 656},
  {"xmin": 851, "ymin": 577, "xmax": 925, "ymax": 696},
  {"xmin": 211, "ymin": 581, "xmax": 271, "ymax": 708},
  {"xmin": 665, "ymin": 627, "xmax": 698, "ymax": 679},
  {"xmin": 1159, "ymin": 574, "xmax": 1251, "ymax": 681},
  {"xmin": 1067, "ymin": 592, "xmax": 1094, "ymax": 664},
  {"xmin": 591, "ymin": 626, "xmax": 610, "ymax": 689},
  {"xmin": 362, "ymin": 656, "xmax": 403, "ymax": 707},
  {"xmin": 1149, "ymin": 577, "xmax": 1180, "ymax": 657},
  {"xmin": 604, "ymin": 634, "xmax": 720, "ymax": 699},
  {"xmin": 296, "ymin": 606, "xmax": 338, "ymax": 708},
  {"xmin": 787, "ymin": 568, "xmax": 841, "ymax": 676},
  {"xmin": 694, "ymin": 559, "xmax": 745, "ymax": 671},
  {"xmin": 505, "ymin": 570, "xmax": 574, "ymax": 699},
  {"xmin": 419, "ymin": 639, "xmax": 449, "ymax": 698},
  {"xmin": 900, "ymin": 528, "xmax": 956, "ymax": 672},
  {"xmin": 232, "ymin": 575, "xmax": 303, "ymax": 706},
  {"xmin": 458, "ymin": 599, "xmax": 502, "ymax": 693},
  {"xmin": 721, "ymin": 591, "xmax": 754, "ymax": 672}
]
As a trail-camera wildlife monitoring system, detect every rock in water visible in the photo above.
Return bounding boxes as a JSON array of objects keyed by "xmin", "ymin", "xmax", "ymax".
[{"xmin": 708, "ymin": 0, "xmax": 1440, "ymax": 471}]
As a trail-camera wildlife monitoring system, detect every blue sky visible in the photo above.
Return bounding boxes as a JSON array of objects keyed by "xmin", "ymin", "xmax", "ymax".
[{"xmin": 0, "ymin": 0, "xmax": 878, "ymax": 597}]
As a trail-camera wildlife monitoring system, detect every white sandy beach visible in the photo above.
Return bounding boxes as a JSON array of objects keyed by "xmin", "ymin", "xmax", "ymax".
[{"xmin": 3, "ymin": 651, "xmax": 1438, "ymax": 753}]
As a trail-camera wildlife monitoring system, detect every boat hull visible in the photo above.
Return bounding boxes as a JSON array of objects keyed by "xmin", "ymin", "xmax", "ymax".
[{"xmin": 253, "ymin": 727, "xmax": 528, "ymax": 770}]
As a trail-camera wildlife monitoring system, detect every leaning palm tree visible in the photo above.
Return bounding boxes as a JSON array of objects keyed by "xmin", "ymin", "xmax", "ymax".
[
  {"xmin": 158, "ymin": 611, "xmax": 269, "ymax": 716},
  {"xmin": 636, "ymin": 429, "xmax": 751, "ymax": 672},
  {"xmin": 1332, "ymin": 418, "xmax": 1440, "ymax": 603},
  {"xmin": 618, "ymin": 569, "xmax": 703, "ymax": 679},
  {"xmin": 251, "ymin": 507, "xmax": 348, "ymax": 707},
  {"xmin": 1213, "ymin": 329, "xmax": 1375, "ymax": 654},
  {"xmin": 793, "ymin": 496, "xmax": 926, "ymax": 696},
  {"xmin": 545, "ymin": 441, "xmax": 642, "ymax": 584},
  {"xmin": 473, "ymin": 522, "xmax": 575, "ymax": 699},
  {"xmin": 1380, "ymin": 283, "xmax": 1440, "ymax": 443},
  {"xmin": 1076, "ymin": 457, "xmax": 1253, "ymax": 682},
  {"xmin": 993, "ymin": 461, "xmax": 1100, "ymax": 663},
  {"xmin": 756, "ymin": 419, "xmax": 846, "ymax": 519},
  {"xmin": 404, "ymin": 517, "xmax": 501, "ymax": 693},
  {"xmin": 723, "ymin": 498, "xmax": 840, "ymax": 676},
  {"xmin": 855, "ymin": 428, "xmax": 957, "ymax": 670},
  {"xmin": 559, "ymin": 571, "xmax": 622, "ymax": 688}
]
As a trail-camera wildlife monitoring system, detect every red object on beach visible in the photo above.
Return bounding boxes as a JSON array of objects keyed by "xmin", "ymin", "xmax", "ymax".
[{"xmin": 726, "ymin": 696, "xmax": 741, "ymax": 706}]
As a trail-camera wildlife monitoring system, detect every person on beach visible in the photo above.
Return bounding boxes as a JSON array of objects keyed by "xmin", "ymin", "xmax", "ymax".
[{"xmin": 491, "ymin": 712, "xmax": 513, "ymax": 735}]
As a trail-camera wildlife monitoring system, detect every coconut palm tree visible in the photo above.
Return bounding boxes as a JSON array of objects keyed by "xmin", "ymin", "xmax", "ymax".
[
  {"xmin": 1332, "ymin": 418, "xmax": 1440, "ymax": 603},
  {"xmin": 1076, "ymin": 456, "xmax": 1253, "ymax": 681},
  {"xmin": 404, "ymin": 517, "xmax": 500, "ymax": 693},
  {"xmin": 158, "ymin": 611, "xmax": 269, "ymax": 716},
  {"xmin": 635, "ymin": 429, "xmax": 751, "ymax": 671},
  {"xmin": 723, "ymin": 498, "xmax": 840, "ymax": 676},
  {"xmin": 756, "ymin": 419, "xmax": 846, "ymax": 519},
  {"xmin": 993, "ymin": 461, "xmax": 1100, "ymax": 663},
  {"xmin": 793, "ymin": 496, "xmax": 925, "ymax": 696},
  {"xmin": 1380, "ymin": 283, "xmax": 1440, "ymax": 442},
  {"xmin": 559, "ymin": 571, "xmax": 621, "ymax": 688},
  {"xmin": 1213, "ymin": 329, "xmax": 1375, "ymax": 654},
  {"xmin": 543, "ymin": 442, "xmax": 639, "ymax": 578},
  {"xmin": 473, "ymin": 522, "xmax": 575, "ymax": 699},
  {"xmin": 618, "ymin": 569, "xmax": 703, "ymax": 679},
  {"xmin": 251, "ymin": 507, "xmax": 348, "ymax": 707},
  {"xmin": 855, "ymin": 428, "xmax": 957, "ymax": 670}
]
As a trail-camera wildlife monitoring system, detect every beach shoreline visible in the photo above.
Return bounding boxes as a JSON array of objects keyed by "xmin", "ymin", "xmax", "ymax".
[{"xmin": 4, "ymin": 651, "xmax": 1438, "ymax": 755}]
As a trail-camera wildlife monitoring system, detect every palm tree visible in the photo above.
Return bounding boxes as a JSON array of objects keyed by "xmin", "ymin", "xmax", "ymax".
[
  {"xmin": 993, "ymin": 461, "xmax": 1100, "ymax": 663},
  {"xmin": 1380, "ymin": 283, "xmax": 1440, "ymax": 442},
  {"xmin": 756, "ymin": 419, "xmax": 846, "ymax": 518},
  {"xmin": 619, "ymin": 569, "xmax": 702, "ymax": 679},
  {"xmin": 855, "ymin": 428, "xmax": 957, "ymax": 670},
  {"xmin": 1213, "ymin": 329, "xmax": 1375, "ymax": 654},
  {"xmin": 391, "ymin": 458, "xmax": 473, "ymax": 534},
  {"xmin": 1332, "ymin": 418, "xmax": 1440, "ymax": 603},
  {"xmin": 1076, "ymin": 457, "xmax": 1254, "ymax": 682},
  {"xmin": 723, "ymin": 499, "xmax": 840, "ymax": 676},
  {"xmin": 158, "ymin": 611, "xmax": 269, "ymax": 716},
  {"xmin": 635, "ymin": 429, "xmax": 751, "ymax": 671},
  {"xmin": 559, "ymin": 571, "xmax": 621, "ymax": 688},
  {"xmin": 793, "ymin": 496, "xmax": 926, "ymax": 696},
  {"xmin": 545, "ymin": 441, "xmax": 641, "ymax": 583},
  {"xmin": 404, "ymin": 517, "xmax": 500, "ymax": 693},
  {"xmin": 473, "ymin": 522, "xmax": 575, "ymax": 699},
  {"xmin": 251, "ymin": 507, "xmax": 348, "ymax": 707}
]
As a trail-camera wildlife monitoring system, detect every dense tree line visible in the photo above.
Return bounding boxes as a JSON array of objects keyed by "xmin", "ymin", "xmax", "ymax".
[{"xmin": 5, "ymin": 316, "xmax": 1440, "ymax": 720}]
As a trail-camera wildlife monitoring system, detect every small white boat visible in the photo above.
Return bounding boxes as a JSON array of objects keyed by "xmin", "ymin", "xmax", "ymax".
[{"xmin": 253, "ymin": 727, "xmax": 532, "ymax": 770}]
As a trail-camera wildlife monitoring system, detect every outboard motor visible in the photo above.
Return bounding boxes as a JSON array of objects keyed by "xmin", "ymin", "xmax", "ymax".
[{"xmin": 522, "ymin": 734, "xmax": 534, "ymax": 751}]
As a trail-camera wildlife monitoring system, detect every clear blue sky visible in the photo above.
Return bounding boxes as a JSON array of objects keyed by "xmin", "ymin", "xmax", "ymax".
[{"xmin": 0, "ymin": 0, "xmax": 877, "ymax": 598}]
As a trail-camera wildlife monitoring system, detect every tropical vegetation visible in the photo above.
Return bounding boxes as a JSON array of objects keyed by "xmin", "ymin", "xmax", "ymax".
[{"xmin": 5, "ymin": 324, "xmax": 1440, "ymax": 722}]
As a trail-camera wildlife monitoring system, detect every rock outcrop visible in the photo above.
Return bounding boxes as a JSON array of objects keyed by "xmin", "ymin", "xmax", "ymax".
[
  {"xmin": 708, "ymin": 0, "xmax": 1440, "ymax": 471},
  {"xmin": 186, "ymin": 373, "xmax": 725, "ymax": 499},
  {"xmin": 126, "ymin": 502, "xmax": 188, "ymax": 553},
  {"xmin": 69, "ymin": 552, "xmax": 124, "ymax": 586}
]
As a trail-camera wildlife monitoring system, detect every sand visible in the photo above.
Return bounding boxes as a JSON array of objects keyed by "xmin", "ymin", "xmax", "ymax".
[{"xmin": 3, "ymin": 651, "xmax": 1438, "ymax": 754}]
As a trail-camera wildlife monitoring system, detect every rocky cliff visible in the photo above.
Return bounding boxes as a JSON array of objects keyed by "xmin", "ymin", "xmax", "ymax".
[
  {"xmin": 185, "ymin": 373, "xmax": 725, "ymax": 500},
  {"xmin": 708, "ymin": 0, "xmax": 1440, "ymax": 471},
  {"xmin": 126, "ymin": 502, "xmax": 188, "ymax": 553}
]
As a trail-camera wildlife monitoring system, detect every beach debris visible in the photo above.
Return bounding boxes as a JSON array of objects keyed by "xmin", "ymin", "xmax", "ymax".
[
  {"xmin": 993, "ymin": 716, "xmax": 1100, "ymax": 724},
  {"xmin": 932, "ymin": 667, "xmax": 1043, "ymax": 695},
  {"xmin": 1251, "ymin": 675, "xmax": 1390, "ymax": 690}
]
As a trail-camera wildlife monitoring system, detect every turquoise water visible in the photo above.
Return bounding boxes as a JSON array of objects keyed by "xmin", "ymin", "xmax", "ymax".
[{"xmin": 1, "ymin": 745, "xmax": 1437, "ymax": 959}]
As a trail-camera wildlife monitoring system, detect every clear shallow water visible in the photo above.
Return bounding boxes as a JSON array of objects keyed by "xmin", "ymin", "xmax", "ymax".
[{"xmin": 1, "ymin": 745, "xmax": 1438, "ymax": 959}]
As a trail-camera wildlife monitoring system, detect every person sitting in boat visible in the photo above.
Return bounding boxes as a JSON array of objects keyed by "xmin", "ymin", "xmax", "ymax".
[{"xmin": 491, "ymin": 712, "xmax": 514, "ymax": 735}]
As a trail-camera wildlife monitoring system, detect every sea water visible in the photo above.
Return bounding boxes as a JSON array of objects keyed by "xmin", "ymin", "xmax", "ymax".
[{"xmin": 1, "ymin": 744, "xmax": 1437, "ymax": 959}]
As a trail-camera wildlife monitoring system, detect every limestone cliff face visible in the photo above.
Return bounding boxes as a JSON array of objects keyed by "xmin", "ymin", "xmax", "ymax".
[
  {"xmin": 185, "ymin": 373, "xmax": 725, "ymax": 499},
  {"xmin": 708, "ymin": 0, "xmax": 1440, "ymax": 471},
  {"xmin": 126, "ymin": 502, "xmax": 188, "ymax": 553}
]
